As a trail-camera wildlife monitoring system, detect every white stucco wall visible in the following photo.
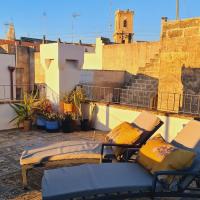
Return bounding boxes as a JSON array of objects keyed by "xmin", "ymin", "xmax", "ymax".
[
  {"xmin": 59, "ymin": 43, "xmax": 85, "ymax": 94},
  {"xmin": 86, "ymin": 103, "xmax": 192, "ymax": 142},
  {"xmin": 40, "ymin": 42, "xmax": 94, "ymax": 106},
  {"xmin": 0, "ymin": 53, "xmax": 16, "ymax": 100},
  {"xmin": 0, "ymin": 103, "xmax": 16, "ymax": 130},
  {"xmin": 83, "ymin": 38, "xmax": 103, "ymax": 70}
]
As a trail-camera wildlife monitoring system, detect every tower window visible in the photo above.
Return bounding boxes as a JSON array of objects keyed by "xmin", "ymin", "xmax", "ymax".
[{"xmin": 123, "ymin": 19, "xmax": 127, "ymax": 27}]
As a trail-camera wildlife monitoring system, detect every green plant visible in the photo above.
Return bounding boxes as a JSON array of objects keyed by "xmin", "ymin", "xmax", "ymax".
[
  {"xmin": 44, "ymin": 112, "xmax": 59, "ymax": 121},
  {"xmin": 35, "ymin": 98, "xmax": 52, "ymax": 116},
  {"xmin": 72, "ymin": 86, "xmax": 86, "ymax": 120},
  {"xmin": 62, "ymin": 91, "xmax": 73, "ymax": 103},
  {"xmin": 60, "ymin": 113, "xmax": 73, "ymax": 121},
  {"xmin": 10, "ymin": 92, "xmax": 38, "ymax": 127}
]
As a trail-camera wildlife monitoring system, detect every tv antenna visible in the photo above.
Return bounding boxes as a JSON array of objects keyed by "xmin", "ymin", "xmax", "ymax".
[
  {"xmin": 3, "ymin": 22, "xmax": 14, "ymax": 39},
  {"xmin": 71, "ymin": 13, "xmax": 80, "ymax": 43},
  {"xmin": 42, "ymin": 11, "xmax": 47, "ymax": 38},
  {"xmin": 176, "ymin": 0, "xmax": 180, "ymax": 20},
  {"xmin": 108, "ymin": 0, "xmax": 113, "ymax": 35}
]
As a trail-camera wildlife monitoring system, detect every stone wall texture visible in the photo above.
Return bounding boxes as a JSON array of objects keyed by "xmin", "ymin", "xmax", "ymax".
[
  {"xmin": 102, "ymin": 41, "xmax": 160, "ymax": 74},
  {"xmin": 101, "ymin": 17, "xmax": 200, "ymax": 113},
  {"xmin": 158, "ymin": 17, "xmax": 200, "ymax": 111}
]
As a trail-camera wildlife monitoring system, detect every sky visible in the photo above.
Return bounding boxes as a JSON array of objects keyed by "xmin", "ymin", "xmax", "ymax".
[{"xmin": 0, "ymin": 0, "xmax": 200, "ymax": 43}]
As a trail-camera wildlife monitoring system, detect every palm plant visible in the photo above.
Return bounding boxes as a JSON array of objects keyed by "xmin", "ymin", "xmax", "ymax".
[
  {"xmin": 72, "ymin": 86, "xmax": 85, "ymax": 120},
  {"xmin": 10, "ymin": 92, "xmax": 38, "ymax": 127}
]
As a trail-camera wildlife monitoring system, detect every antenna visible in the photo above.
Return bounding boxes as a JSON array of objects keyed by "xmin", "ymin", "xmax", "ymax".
[
  {"xmin": 42, "ymin": 11, "xmax": 47, "ymax": 38},
  {"xmin": 71, "ymin": 12, "xmax": 80, "ymax": 43},
  {"xmin": 4, "ymin": 22, "xmax": 11, "ymax": 38},
  {"xmin": 108, "ymin": 0, "xmax": 113, "ymax": 37},
  {"xmin": 176, "ymin": 0, "xmax": 180, "ymax": 20}
]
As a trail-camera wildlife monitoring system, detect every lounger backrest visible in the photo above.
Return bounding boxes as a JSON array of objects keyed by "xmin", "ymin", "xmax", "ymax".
[
  {"xmin": 121, "ymin": 112, "xmax": 163, "ymax": 161},
  {"xmin": 133, "ymin": 111, "xmax": 161, "ymax": 132},
  {"xmin": 132, "ymin": 111, "xmax": 163, "ymax": 147},
  {"xmin": 171, "ymin": 120, "xmax": 200, "ymax": 190}
]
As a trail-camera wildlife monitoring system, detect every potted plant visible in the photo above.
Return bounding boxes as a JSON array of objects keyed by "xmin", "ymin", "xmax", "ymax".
[
  {"xmin": 61, "ymin": 113, "xmax": 75, "ymax": 133},
  {"xmin": 61, "ymin": 91, "xmax": 74, "ymax": 113},
  {"xmin": 10, "ymin": 92, "xmax": 38, "ymax": 131},
  {"xmin": 44, "ymin": 112, "xmax": 60, "ymax": 132},
  {"xmin": 72, "ymin": 86, "xmax": 90, "ymax": 131},
  {"xmin": 35, "ymin": 99, "xmax": 52, "ymax": 129}
]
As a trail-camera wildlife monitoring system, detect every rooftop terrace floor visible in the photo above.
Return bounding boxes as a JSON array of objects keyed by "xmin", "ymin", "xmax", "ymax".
[{"xmin": 0, "ymin": 129, "xmax": 194, "ymax": 200}]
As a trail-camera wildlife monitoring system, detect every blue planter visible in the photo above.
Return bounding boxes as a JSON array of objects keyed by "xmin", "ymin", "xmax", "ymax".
[
  {"xmin": 45, "ymin": 120, "xmax": 59, "ymax": 132},
  {"xmin": 36, "ymin": 116, "xmax": 46, "ymax": 129}
]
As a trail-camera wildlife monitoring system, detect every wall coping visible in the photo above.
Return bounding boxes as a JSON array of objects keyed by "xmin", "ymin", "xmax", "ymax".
[{"xmin": 85, "ymin": 101, "xmax": 196, "ymax": 121}]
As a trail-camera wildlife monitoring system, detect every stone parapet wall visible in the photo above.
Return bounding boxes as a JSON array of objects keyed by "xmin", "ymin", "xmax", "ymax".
[
  {"xmin": 162, "ymin": 17, "xmax": 200, "ymax": 39},
  {"xmin": 102, "ymin": 41, "xmax": 160, "ymax": 74},
  {"xmin": 158, "ymin": 17, "xmax": 200, "ymax": 112},
  {"xmin": 120, "ymin": 74, "xmax": 158, "ymax": 108}
]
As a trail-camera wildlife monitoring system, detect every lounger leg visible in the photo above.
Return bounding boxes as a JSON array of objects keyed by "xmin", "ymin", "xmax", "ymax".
[{"xmin": 22, "ymin": 166, "xmax": 28, "ymax": 189}]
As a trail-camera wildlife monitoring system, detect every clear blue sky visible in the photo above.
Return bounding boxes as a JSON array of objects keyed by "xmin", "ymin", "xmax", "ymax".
[{"xmin": 0, "ymin": 0, "xmax": 199, "ymax": 43}]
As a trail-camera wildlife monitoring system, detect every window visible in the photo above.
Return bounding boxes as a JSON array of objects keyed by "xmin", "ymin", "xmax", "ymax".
[{"xmin": 123, "ymin": 19, "xmax": 127, "ymax": 28}]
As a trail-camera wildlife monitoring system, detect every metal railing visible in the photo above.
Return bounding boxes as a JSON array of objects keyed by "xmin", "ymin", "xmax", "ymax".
[
  {"xmin": 0, "ymin": 84, "xmax": 47, "ymax": 101},
  {"xmin": 82, "ymin": 85, "xmax": 158, "ymax": 108},
  {"xmin": 82, "ymin": 84, "xmax": 200, "ymax": 116}
]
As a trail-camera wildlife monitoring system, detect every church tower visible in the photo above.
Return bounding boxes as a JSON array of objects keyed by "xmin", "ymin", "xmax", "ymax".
[
  {"xmin": 113, "ymin": 10, "xmax": 134, "ymax": 44},
  {"xmin": 6, "ymin": 23, "xmax": 16, "ymax": 40}
]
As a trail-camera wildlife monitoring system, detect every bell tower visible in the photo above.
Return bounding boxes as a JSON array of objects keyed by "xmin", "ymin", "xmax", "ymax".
[
  {"xmin": 113, "ymin": 10, "xmax": 134, "ymax": 44},
  {"xmin": 6, "ymin": 23, "xmax": 16, "ymax": 40}
]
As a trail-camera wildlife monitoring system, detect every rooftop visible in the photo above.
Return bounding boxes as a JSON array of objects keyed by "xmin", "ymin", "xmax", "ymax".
[{"xmin": 0, "ymin": 129, "xmax": 105, "ymax": 200}]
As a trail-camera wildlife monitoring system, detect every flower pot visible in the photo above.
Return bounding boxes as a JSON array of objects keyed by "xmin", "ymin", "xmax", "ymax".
[
  {"xmin": 23, "ymin": 120, "xmax": 32, "ymax": 131},
  {"xmin": 36, "ymin": 116, "xmax": 46, "ymax": 129},
  {"xmin": 80, "ymin": 119, "xmax": 90, "ymax": 131},
  {"xmin": 62, "ymin": 119, "xmax": 74, "ymax": 133},
  {"xmin": 45, "ymin": 120, "xmax": 59, "ymax": 132},
  {"xmin": 59, "ymin": 101, "xmax": 64, "ymax": 113},
  {"xmin": 63, "ymin": 103, "xmax": 73, "ymax": 113}
]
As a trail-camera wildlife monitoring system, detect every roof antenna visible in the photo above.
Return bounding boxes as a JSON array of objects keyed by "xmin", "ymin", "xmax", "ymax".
[
  {"xmin": 42, "ymin": 11, "xmax": 47, "ymax": 37},
  {"xmin": 108, "ymin": 0, "xmax": 113, "ymax": 39},
  {"xmin": 72, "ymin": 13, "xmax": 80, "ymax": 43},
  {"xmin": 176, "ymin": 0, "xmax": 180, "ymax": 20}
]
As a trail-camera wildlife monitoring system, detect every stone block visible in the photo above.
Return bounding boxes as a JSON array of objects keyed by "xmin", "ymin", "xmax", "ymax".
[{"xmin": 167, "ymin": 30, "xmax": 183, "ymax": 38}]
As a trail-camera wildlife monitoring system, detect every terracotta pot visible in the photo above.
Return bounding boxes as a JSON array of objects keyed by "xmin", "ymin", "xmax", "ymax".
[
  {"xmin": 59, "ymin": 101, "xmax": 64, "ymax": 113},
  {"xmin": 23, "ymin": 120, "xmax": 32, "ymax": 131},
  {"xmin": 64, "ymin": 103, "xmax": 73, "ymax": 113}
]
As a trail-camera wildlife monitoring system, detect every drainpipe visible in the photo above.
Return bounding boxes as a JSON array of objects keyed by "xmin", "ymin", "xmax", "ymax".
[{"xmin": 8, "ymin": 66, "xmax": 15, "ymax": 100}]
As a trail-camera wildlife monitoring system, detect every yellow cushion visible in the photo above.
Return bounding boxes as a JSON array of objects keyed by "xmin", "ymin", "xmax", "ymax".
[
  {"xmin": 106, "ymin": 122, "xmax": 142, "ymax": 144},
  {"xmin": 105, "ymin": 122, "xmax": 142, "ymax": 158},
  {"xmin": 137, "ymin": 134, "xmax": 196, "ymax": 174}
]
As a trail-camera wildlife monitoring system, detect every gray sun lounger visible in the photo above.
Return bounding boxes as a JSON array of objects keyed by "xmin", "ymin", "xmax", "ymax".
[
  {"xmin": 42, "ymin": 120, "xmax": 200, "ymax": 199},
  {"xmin": 21, "ymin": 111, "xmax": 163, "ymax": 188}
]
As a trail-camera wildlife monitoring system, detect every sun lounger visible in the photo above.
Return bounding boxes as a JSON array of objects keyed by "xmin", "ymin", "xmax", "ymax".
[
  {"xmin": 42, "ymin": 120, "xmax": 200, "ymax": 199},
  {"xmin": 20, "ymin": 111, "xmax": 163, "ymax": 188}
]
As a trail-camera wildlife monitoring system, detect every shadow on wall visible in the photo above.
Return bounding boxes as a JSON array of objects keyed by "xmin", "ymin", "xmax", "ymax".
[
  {"xmin": 181, "ymin": 66, "xmax": 200, "ymax": 95},
  {"xmin": 122, "ymin": 73, "xmax": 159, "ymax": 109},
  {"xmin": 181, "ymin": 66, "xmax": 200, "ymax": 114}
]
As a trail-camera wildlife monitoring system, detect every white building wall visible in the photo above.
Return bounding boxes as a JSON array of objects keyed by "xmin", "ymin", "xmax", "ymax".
[
  {"xmin": 0, "ymin": 53, "xmax": 16, "ymax": 100},
  {"xmin": 83, "ymin": 38, "xmax": 103, "ymax": 70},
  {"xmin": 59, "ymin": 43, "xmax": 84, "ymax": 94},
  {"xmin": 85, "ymin": 103, "xmax": 192, "ymax": 142},
  {"xmin": 40, "ymin": 43, "xmax": 60, "ymax": 105},
  {"xmin": 0, "ymin": 104, "xmax": 16, "ymax": 130},
  {"xmin": 40, "ymin": 43, "xmax": 94, "ymax": 106}
]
